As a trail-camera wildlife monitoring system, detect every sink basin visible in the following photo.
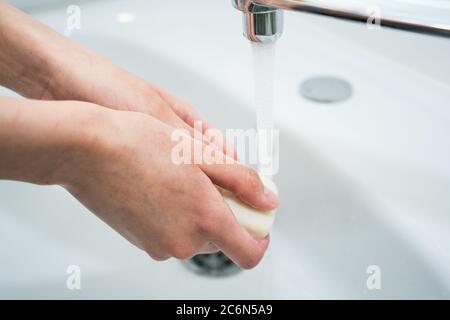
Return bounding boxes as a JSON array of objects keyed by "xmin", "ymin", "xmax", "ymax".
[{"xmin": 1, "ymin": 0, "xmax": 450, "ymax": 299}]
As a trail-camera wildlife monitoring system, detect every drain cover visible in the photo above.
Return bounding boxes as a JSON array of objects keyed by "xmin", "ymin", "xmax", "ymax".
[
  {"xmin": 300, "ymin": 76, "xmax": 352, "ymax": 103},
  {"xmin": 182, "ymin": 252, "xmax": 241, "ymax": 277}
]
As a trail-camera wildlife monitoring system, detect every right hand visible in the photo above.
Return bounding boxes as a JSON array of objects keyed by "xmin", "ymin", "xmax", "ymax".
[{"xmin": 62, "ymin": 106, "xmax": 279, "ymax": 269}]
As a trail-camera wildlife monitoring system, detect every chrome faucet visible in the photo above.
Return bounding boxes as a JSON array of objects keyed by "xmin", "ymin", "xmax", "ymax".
[{"xmin": 232, "ymin": 0, "xmax": 450, "ymax": 42}]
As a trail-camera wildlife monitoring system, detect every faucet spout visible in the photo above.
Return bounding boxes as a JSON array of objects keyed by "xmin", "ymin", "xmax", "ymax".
[
  {"xmin": 233, "ymin": 0, "xmax": 450, "ymax": 41},
  {"xmin": 232, "ymin": 1, "xmax": 284, "ymax": 42}
]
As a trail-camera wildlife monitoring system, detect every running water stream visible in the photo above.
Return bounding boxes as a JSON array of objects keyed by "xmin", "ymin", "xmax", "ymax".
[
  {"xmin": 252, "ymin": 42, "xmax": 278, "ymax": 298},
  {"xmin": 252, "ymin": 42, "xmax": 278, "ymax": 177}
]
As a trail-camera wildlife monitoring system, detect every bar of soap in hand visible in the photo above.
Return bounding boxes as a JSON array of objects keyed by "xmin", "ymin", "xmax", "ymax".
[{"xmin": 220, "ymin": 175, "xmax": 278, "ymax": 239}]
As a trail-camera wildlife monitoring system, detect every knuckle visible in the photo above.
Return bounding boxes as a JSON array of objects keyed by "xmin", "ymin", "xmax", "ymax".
[
  {"xmin": 183, "ymin": 113, "xmax": 197, "ymax": 127},
  {"xmin": 143, "ymin": 245, "xmax": 170, "ymax": 262},
  {"xmin": 149, "ymin": 253, "xmax": 170, "ymax": 262},
  {"xmin": 168, "ymin": 242, "xmax": 197, "ymax": 260},
  {"xmin": 195, "ymin": 218, "xmax": 213, "ymax": 235},
  {"xmin": 194, "ymin": 211, "xmax": 220, "ymax": 236}
]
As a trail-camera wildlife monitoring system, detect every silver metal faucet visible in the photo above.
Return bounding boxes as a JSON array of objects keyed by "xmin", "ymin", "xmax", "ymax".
[{"xmin": 232, "ymin": 0, "xmax": 450, "ymax": 42}]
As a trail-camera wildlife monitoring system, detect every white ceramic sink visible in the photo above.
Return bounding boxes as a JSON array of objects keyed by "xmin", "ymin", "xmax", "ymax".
[{"xmin": 1, "ymin": 0, "xmax": 450, "ymax": 299}]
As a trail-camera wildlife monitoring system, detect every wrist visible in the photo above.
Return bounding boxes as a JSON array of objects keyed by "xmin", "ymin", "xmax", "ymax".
[
  {"xmin": 0, "ymin": 4, "xmax": 57, "ymax": 99},
  {"xmin": 0, "ymin": 97, "xmax": 114, "ymax": 187},
  {"xmin": 0, "ymin": 3, "xmax": 104, "ymax": 101},
  {"xmin": 49, "ymin": 101, "xmax": 118, "ymax": 188}
]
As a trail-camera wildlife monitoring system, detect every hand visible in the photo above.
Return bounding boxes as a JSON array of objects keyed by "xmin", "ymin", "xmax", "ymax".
[
  {"xmin": 61, "ymin": 106, "xmax": 277, "ymax": 268},
  {"xmin": 0, "ymin": 98, "xmax": 278, "ymax": 268},
  {"xmin": 52, "ymin": 59, "xmax": 237, "ymax": 156},
  {"xmin": 0, "ymin": 3, "xmax": 234, "ymax": 157}
]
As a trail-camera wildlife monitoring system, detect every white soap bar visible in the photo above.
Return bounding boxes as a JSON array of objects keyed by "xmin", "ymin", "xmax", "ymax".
[{"xmin": 220, "ymin": 175, "xmax": 278, "ymax": 239}]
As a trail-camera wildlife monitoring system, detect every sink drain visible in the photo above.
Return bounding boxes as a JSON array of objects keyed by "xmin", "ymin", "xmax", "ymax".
[
  {"xmin": 182, "ymin": 252, "xmax": 241, "ymax": 277},
  {"xmin": 300, "ymin": 76, "xmax": 352, "ymax": 103}
]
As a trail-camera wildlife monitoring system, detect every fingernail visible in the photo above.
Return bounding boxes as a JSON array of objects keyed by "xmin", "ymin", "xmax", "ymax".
[{"xmin": 263, "ymin": 186, "xmax": 279, "ymax": 208}]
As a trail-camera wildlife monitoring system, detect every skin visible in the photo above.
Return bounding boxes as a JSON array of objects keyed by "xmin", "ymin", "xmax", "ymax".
[{"xmin": 0, "ymin": 3, "xmax": 279, "ymax": 268}]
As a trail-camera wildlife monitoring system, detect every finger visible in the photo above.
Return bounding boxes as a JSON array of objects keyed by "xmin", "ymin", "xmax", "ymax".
[
  {"xmin": 211, "ymin": 213, "xmax": 270, "ymax": 269},
  {"xmin": 157, "ymin": 87, "xmax": 238, "ymax": 160},
  {"xmin": 157, "ymin": 88, "xmax": 202, "ymax": 126},
  {"xmin": 202, "ymin": 120, "xmax": 238, "ymax": 161},
  {"xmin": 155, "ymin": 101, "xmax": 193, "ymax": 131},
  {"xmin": 169, "ymin": 111, "xmax": 238, "ymax": 167},
  {"xmin": 157, "ymin": 103, "xmax": 220, "ymax": 153},
  {"xmin": 199, "ymin": 155, "xmax": 278, "ymax": 211}
]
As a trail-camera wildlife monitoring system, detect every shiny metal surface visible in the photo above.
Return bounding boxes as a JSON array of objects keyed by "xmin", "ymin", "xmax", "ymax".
[
  {"xmin": 182, "ymin": 252, "xmax": 241, "ymax": 277},
  {"xmin": 233, "ymin": 0, "xmax": 450, "ymax": 41},
  {"xmin": 243, "ymin": 7, "xmax": 284, "ymax": 42}
]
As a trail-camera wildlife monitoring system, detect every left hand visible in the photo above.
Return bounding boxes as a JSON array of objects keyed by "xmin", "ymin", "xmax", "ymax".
[
  {"xmin": 46, "ymin": 43, "xmax": 236, "ymax": 158},
  {"xmin": 0, "ymin": 2, "xmax": 234, "ymax": 158}
]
